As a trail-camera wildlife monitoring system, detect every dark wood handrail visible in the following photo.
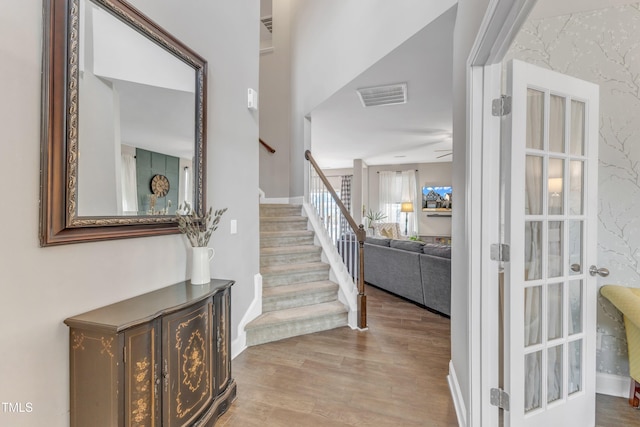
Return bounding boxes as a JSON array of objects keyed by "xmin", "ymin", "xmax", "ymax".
[
  {"xmin": 259, "ymin": 138, "xmax": 276, "ymax": 153},
  {"xmin": 305, "ymin": 149, "xmax": 367, "ymax": 329}
]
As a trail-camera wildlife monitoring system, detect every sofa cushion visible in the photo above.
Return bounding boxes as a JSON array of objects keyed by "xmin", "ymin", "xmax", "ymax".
[
  {"xmin": 422, "ymin": 243, "xmax": 451, "ymax": 258},
  {"xmin": 364, "ymin": 243, "xmax": 424, "ymax": 304},
  {"xmin": 390, "ymin": 239, "xmax": 425, "ymax": 253},
  {"xmin": 365, "ymin": 236, "xmax": 391, "ymax": 247},
  {"xmin": 419, "ymin": 254, "xmax": 451, "ymax": 316}
]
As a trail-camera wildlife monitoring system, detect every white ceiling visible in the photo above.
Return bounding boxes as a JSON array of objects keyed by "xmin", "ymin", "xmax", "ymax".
[
  {"xmin": 311, "ymin": 6, "xmax": 457, "ymax": 169},
  {"xmin": 308, "ymin": 0, "xmax": 636, "ymax": 170},
  {"xmin": 83, "ymin": 0, "xmax": 196, "ymax": 161}
]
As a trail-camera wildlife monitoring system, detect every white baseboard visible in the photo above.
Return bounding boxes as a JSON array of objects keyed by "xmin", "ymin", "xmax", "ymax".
[
  {"xmin": 596, "ymin": 372, "xmax": 630, "ymax": 397},
  {"xmin": 448, "ymin": 360, "xmax": 467, "ymax": 427},
  {"xmin": 231, "ymin": 273, "xmax": 263, "ymax": 360}
]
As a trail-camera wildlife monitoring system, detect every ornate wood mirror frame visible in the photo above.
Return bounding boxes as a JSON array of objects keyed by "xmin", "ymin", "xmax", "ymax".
[{"xmin": 40, "ymin": 0, "xmax": 207, "ymax": 246}]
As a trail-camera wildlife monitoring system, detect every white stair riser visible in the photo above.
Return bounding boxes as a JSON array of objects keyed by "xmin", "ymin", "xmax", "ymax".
[
  {"xmin": 246, "ymin": 313, "xmax": 347, "ymax": 347},
  {"xmin": 263, "ymin": 290, "xmax": 338, "ymax": 312},
  {"xmin": 262, "ymin": 270, "xmax": 329, "ymax": 287}
]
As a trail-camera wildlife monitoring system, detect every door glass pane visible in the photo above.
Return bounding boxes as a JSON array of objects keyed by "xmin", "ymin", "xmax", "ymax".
[
  {"xmin": 525, "ymin": 286, "xmax": 542, "ymax": 346},
  {"xmin": 570, "ymin": 100, "xmax": 585, "ymax": 155},
  {"xmin": 527, "ymin": 89, "xmax": 545, "ymax": 150},
  {"xmin": 569, "ymin": 340, "xmax": 583, "ymax": 394},
  {"xmin": 525, "ymin": 350, "xmax": 542, "ymax": 412},
  {"xmin": 526, "ymin": 156, "xmax": 543, "ymax": 215},
  {"xmin": 548, "ymin": 158, "xmax": 564, "ymax": 215},
  {"xmin": 550, "ymin": 95, "xmax": 566, "ymax": 153},
  {"xmin": 569, "ymin": 160, "xmax": 584, "ymax": 215},
  {"xmin": 569, "ymin": 280, "xmax": 583, "ymax": 335},
  {"xmin": 548, "ymin": 221, "xmax": 564, "ymax": 278},
  {"xmin": 548, "ymin": 345, "xmax": 564, "ymax": 403},
  {"xmin": 569, "ymin": 221, "xmax": 583, "ymax": 276},
  {"xmin": 525, "ymin": 221, "xmax": 543, "ymax": 281},
  {"xmin": 548, "ymin": 282, "xmax": 563, "ymax": 340}
]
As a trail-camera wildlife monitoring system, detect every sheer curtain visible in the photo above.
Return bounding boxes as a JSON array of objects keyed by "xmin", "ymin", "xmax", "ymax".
[
  {"xmin": 340, "ymin": 175, "xmax": 353, "ymax": 235},
  {"xmin": 523, "ymin": 89, "xmax": 568, "ymax": 410},
  {"xmin": 378, "ymin": 171, "xmax": 399, "ymax": 223},
  {"xmin": 378, "ymin": 170, "xmax": 418, "ymax": 236},
  {"xmin": 524, "ymin": 90, "xmax": 543, "ymax": 412},
  {"xmin": 121, "ymin": 153, "xmax": 138, "ymax": 215}
]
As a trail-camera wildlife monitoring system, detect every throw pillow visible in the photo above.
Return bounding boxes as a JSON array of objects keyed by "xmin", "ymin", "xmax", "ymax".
[{"xmin": 373, "ymin": 222, "xmax": 400, "ymax": 239}]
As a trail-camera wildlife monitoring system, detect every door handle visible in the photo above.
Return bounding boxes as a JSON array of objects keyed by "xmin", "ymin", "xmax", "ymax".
[
  {"xmin": 570, "ymin": 264, "xmax": 581, "ymax": 273},
  {"xmin": 589, "ymin": 265, "xmax": 609, "ymax": 277}
]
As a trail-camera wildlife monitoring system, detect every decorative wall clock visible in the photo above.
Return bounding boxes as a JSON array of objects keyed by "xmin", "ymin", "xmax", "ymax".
[{"xmin": 151, "ymin": 174, "xmax": 170, "ymax": 197}]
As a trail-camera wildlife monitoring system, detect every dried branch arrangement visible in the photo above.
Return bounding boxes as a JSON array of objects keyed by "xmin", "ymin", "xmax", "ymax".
[{"xmin": 175, "ymin": 202, "xmax": 228, "ymax": 247}]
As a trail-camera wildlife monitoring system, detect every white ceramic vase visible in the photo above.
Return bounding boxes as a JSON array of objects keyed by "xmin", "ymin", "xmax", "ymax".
[{"xmin": 191, "ymin": 247, "xmax": 215, "ymax": 285}]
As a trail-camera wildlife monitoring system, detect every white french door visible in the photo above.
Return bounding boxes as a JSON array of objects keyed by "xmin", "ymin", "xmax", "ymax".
[{"xmin": 503, "ymin": 60, "xmax": 600, "ymax": 426}]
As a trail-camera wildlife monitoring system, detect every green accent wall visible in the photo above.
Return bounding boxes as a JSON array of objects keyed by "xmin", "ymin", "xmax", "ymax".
[{"xmin": 136, "ymin": 148, "xmax": 179, "ymax": 215}]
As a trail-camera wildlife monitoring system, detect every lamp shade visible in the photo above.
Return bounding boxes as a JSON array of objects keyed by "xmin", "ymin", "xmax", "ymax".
[
  {"xmin": 400, "ymin": 202, "xmax": 414, "ymax": 213},
  {"xmin": 548, "ymin": 177, "xmax": 563, "ymax": 194}
]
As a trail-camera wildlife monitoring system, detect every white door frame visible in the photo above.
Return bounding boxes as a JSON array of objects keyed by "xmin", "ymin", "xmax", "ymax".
[{"xmin": 465, "ymin": 0, "xmax": 539, "ymax": 425}]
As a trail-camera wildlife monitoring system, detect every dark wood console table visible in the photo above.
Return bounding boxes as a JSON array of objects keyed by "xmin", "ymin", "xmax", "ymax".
[{"xmin": 64, "ymin": 279, "xmax": 236, "ymax": 427}]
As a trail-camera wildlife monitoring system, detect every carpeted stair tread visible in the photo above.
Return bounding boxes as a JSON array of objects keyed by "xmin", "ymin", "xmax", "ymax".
[
  {"xmin": 260, "ymin": 216, "xmax": 307, "ymax": 222},
  {"xmin": 263, "ymin": 280, "xmax": 338, "ymax": 298},
  {"xmin": 259, "ymin": 204, "xmax": 303, "ymax": 216},
  {"xmin": 260, "ymin": 245, "xmax": 323, "ymax": 267},
  {"xmin": 261, "ymin": 245, "xmax": 321, "ymax": 256},
  {"xmin": 261, "ymin": 261, "xmax": 330, "ymax": 275},
  {"xmin": 260, "ymin": 230, "xmax": 314, "ymax": 241},
  {"xmin": 260, "ymin": 216, "xmax": 309, "ymax": 232},
  {"xmin": 260, "ymin": 232, "xmax": 315, "ymax": 248},
  {"xmin": 251, "ymin": 203, "xmax": 347, "ymax": 346},
  {"xmin": 262, "ymin": 281, "xmax": 340, "ymax": 312},
  {"xmin": 246, "ymin": 301, "xmax": 347, "ymax": 329}
]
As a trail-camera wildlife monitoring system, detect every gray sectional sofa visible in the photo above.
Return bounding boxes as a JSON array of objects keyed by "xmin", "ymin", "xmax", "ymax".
[{"xmin": 364, "ymin": 237, "xmax": 451, "ymax": 316}]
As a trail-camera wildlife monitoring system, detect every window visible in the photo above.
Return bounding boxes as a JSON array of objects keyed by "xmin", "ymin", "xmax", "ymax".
[{"xmin": 378, "ymin": 170, "xmax": 418, "ymax": 236}]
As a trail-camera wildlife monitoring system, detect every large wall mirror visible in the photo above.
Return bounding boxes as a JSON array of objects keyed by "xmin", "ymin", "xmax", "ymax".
[{"xmin": 41, "ymin": 0, "xmax": 207, "ymax": 246}]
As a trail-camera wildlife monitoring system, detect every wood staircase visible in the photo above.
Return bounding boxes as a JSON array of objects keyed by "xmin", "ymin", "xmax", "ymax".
[{"xmin": 245, "ymin": 204, "xmax": 348, "ymax": 346}]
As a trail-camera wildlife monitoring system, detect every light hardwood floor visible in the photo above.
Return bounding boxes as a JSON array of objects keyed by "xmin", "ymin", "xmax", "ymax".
[{"xmin": 218, "ymin": 285, "xmax": 637, "ymax": 426}]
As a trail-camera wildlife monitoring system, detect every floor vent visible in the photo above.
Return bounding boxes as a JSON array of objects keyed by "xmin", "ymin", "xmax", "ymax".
[{"xmin": 356, "ymin": 83, "xmax": 407, "ymax": 107}]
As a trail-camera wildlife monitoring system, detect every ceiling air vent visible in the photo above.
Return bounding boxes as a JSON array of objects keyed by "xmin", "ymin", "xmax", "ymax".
[
  {"xmin": 261, "ymin": 15, "xmax": 273, "ymax": 33},
  {"xmin": 356, "ymin": 83, "xmax": 407, "ymax": 107}
]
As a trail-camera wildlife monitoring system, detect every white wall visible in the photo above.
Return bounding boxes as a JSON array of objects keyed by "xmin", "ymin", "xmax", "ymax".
[
  {"xmin": 287, "ymin": 0, "xmax": 457, "ymax": 197},
  {"xmin": 259, "ymin": 0, "xmax": 292, "ymax": 198},
  {"xmin": 451, "ymin": 0, "xmax": 491, "ymax": 423},
  {"xmin": 77, "ymin": 72, "xmax": 119, "ymax": 216},
  {"xmin": 0, "ymin": 1, "xmax": 259, "ymax": 426}
]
